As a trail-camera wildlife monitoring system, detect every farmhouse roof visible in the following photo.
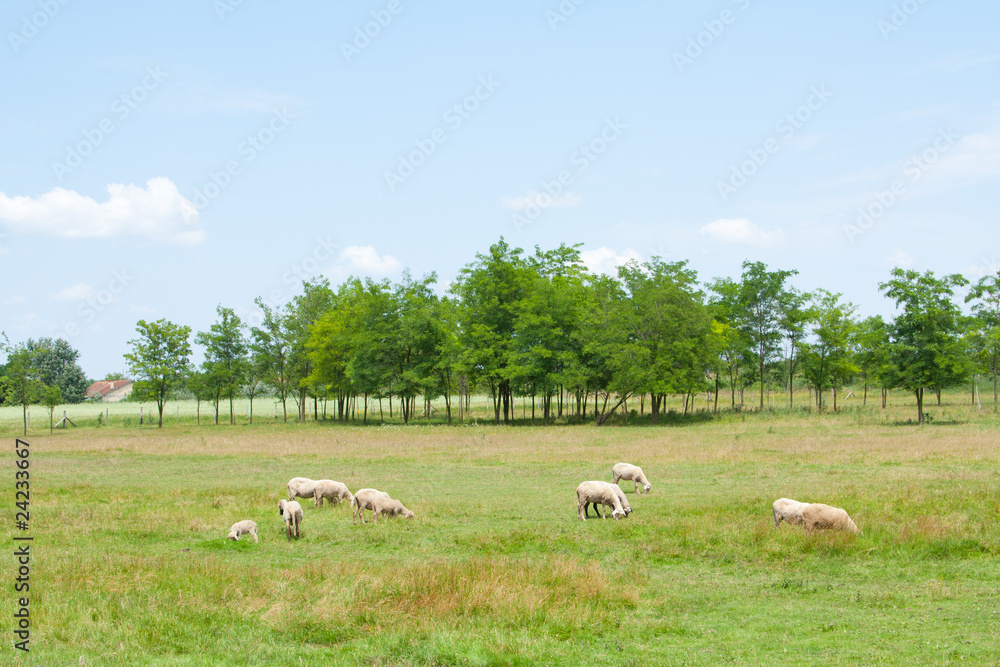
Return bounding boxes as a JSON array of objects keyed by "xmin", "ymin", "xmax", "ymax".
[{"xmin": 85, "ymin": 380, "xmax": 133, "ymax": 401}]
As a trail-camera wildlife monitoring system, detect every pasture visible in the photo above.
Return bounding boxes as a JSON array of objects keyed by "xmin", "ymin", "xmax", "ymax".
[{"xmin": 4, "ymin": 403, "xmax": 1000, "ymax": 665}]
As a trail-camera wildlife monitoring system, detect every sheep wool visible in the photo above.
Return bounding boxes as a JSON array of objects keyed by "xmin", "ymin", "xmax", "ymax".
[
  {"xmin": 576, "ymin": 481, "xmax": 628, "ymax": 521},
  {"xmin": 772, "ymin": 498, "xmax": 808, "ymax": 528},
  {"xmin": 612, "ymin": 462, "xmax": 652, "ymax": 494},
  {"xmin": 278, "ymin": 499, "xmax": 303, "ymax": 540},
  {"xmin": 802, "ymin": 503, "xmax": 860, "ymax": 534},
  {"xmin": 313, "ymin": 480, "xmax": 354, "ymax": 508},
  {"xmin": 227, "ymin": 520, "xmax": 258, "ymax": 543},
  {"xmin": 287, "ymin": 477, "xmax": 318, "ymax": 502},
  {"xmin": 351, "ymin": 488, "xmax": 390, "ymax": 525}
]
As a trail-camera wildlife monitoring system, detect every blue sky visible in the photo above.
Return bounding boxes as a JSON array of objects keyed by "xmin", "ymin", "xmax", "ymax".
[{"xmin": 1, "ymin": 0, "xmax": 998, "ymax": 378}]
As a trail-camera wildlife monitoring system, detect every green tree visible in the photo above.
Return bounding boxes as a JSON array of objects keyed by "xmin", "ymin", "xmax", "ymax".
[
  {"xmin": 879, "ymin": 268, "xmax": 969, "ymax": 424},
  {"xmin": 853, "ymin": 315, "xmax": 895, "ymax": 407},
  {"xmin": 124, "ymin": 319, "xmax": 193, "ymax": 428},
  {"xmin": 4, "ymin": 343, "xmax": 44, "ymax": 435},
  {"xmin": 25, "ymin": 338, "xmax": 89, "ymax": 403},
  {"xmin": 251, "ymin": 298, "xmax": 292, "ymax": 421},
  {"xmin": 285, "ymin": 279, "xmax": 335, "ymax": 421},
  {"xmin": 195, "ymin": 306, "xmax": 248, "ymax": 425},
  {"xmin": 797, "ymin": 290, "xmax": 858, "ymax": 412},
  {"xmin": 965, "ymin": 271, "xmax": 1000, "ymax": 407},
  {"xmin": 451, "ymin": 238, "xmax": 533, "ymax": 424},
  {"xmin": 42, "ymin": 385, "xmax": 63, "ymax": 433}
]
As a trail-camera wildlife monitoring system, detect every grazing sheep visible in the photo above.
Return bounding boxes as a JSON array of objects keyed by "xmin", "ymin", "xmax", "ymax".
[
  {"xmin": 586, "ymin": 484, "xmax": 633, "ymax": 519},
  {"xmin": 772, "ymin": 498, "xmax": 808, "ymax": 528},
  {"xmin": 802, "ymin": 503, "xmax": 860, "ymax": 534},
  {"xmin": 372, "ymin": 496, "xmax": 415, "ymax": 522},
  {"xmin": 277, "ymin": 499, "xmax": 303, "ymax": 540},
  {"xmin": 576, "ymin": 481, "xmax": 627, "ymax": 521},
  {"xmin": 287, "ymin": 477, "xmax": 317, "ymax": 502},
  {"xmin": 313, "ymin": 480, "xmax": 354, "ymax": 508},
  {"xmin": 351, "ymin": 488, "xmax": 390, "ymax": 525},
  {"xmin": 227, "ymin": 520, "xmax": 258, "ymax": 543},
  {"xmin": 612, "ymin": 463, "xmax": 651, "ymax": 494}
]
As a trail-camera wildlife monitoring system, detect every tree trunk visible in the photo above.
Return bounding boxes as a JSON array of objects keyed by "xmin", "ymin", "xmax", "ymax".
[{"xmin": 916, "ymin": 387, "xmax": 924, "ymax": 424}]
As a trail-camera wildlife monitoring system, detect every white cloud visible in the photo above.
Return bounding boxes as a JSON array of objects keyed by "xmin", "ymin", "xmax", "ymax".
[
  {"xmin": 339, "ymin": 246, "xmax": 402, "ymax": 275},
  {"xmin": 501, "ymin": 191, "xmax": 581, "ymax": 211},
  {"xmin": 699, "ymin": 218, "xmax": 785, "ymax": 248},
  {"xmin": 580, "ymin": 247, "xmax": 642, "ymax": 276},
  {"xmin": 883, "ymin": 249, "xmax": 915, "ymax": 269},
  {"xmin": 54, "ymin": 284, "xmax": 97, "ymax": 301},
  {"xmin": 0, "ymin": 177, "xmax": 204, "ymax": 245}
]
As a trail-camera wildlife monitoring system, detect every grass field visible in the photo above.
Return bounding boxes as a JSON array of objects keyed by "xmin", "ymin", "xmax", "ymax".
[{"xmin": 3, "ymin": 395, "xmax": 1000, "ymax": 665}]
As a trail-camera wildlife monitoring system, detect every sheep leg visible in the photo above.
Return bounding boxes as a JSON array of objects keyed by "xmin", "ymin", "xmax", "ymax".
[
  {"xmin": 612, "ymin": 472, "xmax": 620, "ymax": 485},
  {"xmin": 251, "ymin": 529, "xmax": 258, "ymax": 543}
]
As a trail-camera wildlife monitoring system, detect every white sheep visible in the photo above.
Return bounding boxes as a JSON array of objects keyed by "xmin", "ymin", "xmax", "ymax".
[
  {"xmin": 286, "ymin": 477, "xmax": 317, "ymax": 502},
  {"xmin": 576, "ymin": 481, "xmax": 627, "ymax": 521},
  {"xmin": 585, "ymin": 484, "xmax": 633, "ymax": 519},
  {"xmin": 351, "ymin": 488, "xmax": 390, "ymax": 525},
  {"xmin": 612, "ymin": 462, "xmax": 651, "ymax": 494},
  {"xmin": 227, "ymin": 520, "xmax": 258, "ymax": 543},
  {"xmin": 802, "ymin": 503, "xmax": 860, "ymax": 534},
  {"xmin": 772, "ymin": 498, "xmax": 808, "ymax": 528},
  {"xmin": 277, "ymin": 499, "xmax": 303, "ymax": 540},
  {"xmin": 313, "ymin": 480, "xmax": 354, "ymax": 508},
  {"xmin": 372, "ymin": 496, "xmax": 415, "ymax": 522}
]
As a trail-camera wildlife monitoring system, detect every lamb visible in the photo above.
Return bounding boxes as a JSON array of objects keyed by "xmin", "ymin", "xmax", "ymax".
[
  {"xmin": 586, "ymin": 484, "xmax": 633, "ymax": 519},
  {"xmin": 612, "ymin": 462, "xmax": 651, "ymax": 494},
  {"xmin": 312, "ymin": 480, "xmax": 354, "ymax": 508},
  {"xmin": 351, "ymin": 488, "xmax": 390, "ymax": 525},
  {"xmin": 277, "ymin": 499, "xmax": 303, "ymax": 540},
  {"xmin": 772, "ymin": 498, "xmax": 808, "ymax": 528},
  {"xmin": 576, "ymin": 481, "xmax": 628, "ymax": 521},
  {"xmin": 371, "ymin": 496, "xmax": 415, "ymax": 522},
  {"xmin": 227, "ymin": 520, "xmax": 258, "ymax": 543},
  {"xmin": 287, "ymin": 477, "xmax": 317, "ymax": 502},
  {"xmin": 801, "ymin": 503, "xmax": 860, "ymax": 534}
]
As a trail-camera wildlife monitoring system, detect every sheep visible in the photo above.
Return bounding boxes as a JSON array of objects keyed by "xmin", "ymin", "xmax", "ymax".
[
  {"xmin": 227, "ymin": 520, "xmax": 258, "ymax": 543},
  {"xmin": 313, "ymin": 480, "xmax": 354, "ymax": 508},
  {"xmin": 801, "ymin": 503, "xmax": 860, "ymax": 534},
  {"xmin": 371, "ymin": 496, "xmax": 415, "ymax": 522},
  {"xmin": 586, "ymin": 484, "xmax": 633, "ymax": 519},
  {"xmin": 351, "ymin": 488, "xmax": 390, "ymax": 525},
  {"xmin": 772, "ymin": 498, "xmax": 808, "ymax": 528},
  {"xmin": 612, "ymin": 462, "xmax": 651, "ymax": 494},
  {"xmin": 277, "ymin": 499, "xmax": 303, "ymax": 540},
  {"xmin": 286, "ymin": 477, "xmax": 317, "ymax": 502},
  {"xmin": 576, "ymin": 481, "xmax": 627, "ymax": 521}
]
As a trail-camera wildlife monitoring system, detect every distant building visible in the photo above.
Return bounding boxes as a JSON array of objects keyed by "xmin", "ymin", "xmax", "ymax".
[{"xmin": 85, "ymin": 380, "xmax": 134, "ymax": 402}]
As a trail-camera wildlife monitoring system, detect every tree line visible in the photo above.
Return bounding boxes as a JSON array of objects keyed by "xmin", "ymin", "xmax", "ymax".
[{"xmin": 4, "ymin": 239, "xmax": 1000, "ymax": 430}]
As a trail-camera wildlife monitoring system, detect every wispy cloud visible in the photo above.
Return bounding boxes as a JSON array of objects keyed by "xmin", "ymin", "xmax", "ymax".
[
  {"xmin": 0, "ymin": 177, "xmax": 204, "ymax": 245},
  {"xmin": 579, "ymin": 247, "xmax": 642, "ymax": 276},
  {"xmin": 699, "ymin": 218, "xmax": 785, "ymax": 248},
  {"xmin": 53, "ymin": 284, "xmax": 97, "ymax": 301}
]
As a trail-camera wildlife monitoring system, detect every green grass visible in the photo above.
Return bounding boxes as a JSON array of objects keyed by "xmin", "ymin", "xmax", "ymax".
[{"xmin": 4, "ymin": 406, "xmax": 1000, "ymax": 665}]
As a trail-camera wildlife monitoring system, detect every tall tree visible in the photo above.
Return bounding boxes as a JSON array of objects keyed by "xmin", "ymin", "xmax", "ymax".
[
  {"xmin": 124, "ymin": 319, "xmax": 193, "ymax": 428},
  {"xmin": 4, "ymin": 343, "xmax": 44, "ymax": 435},
  {"xmin": 251, "ymin": 298, "xmax": 292, "ymax": 421},
  {"xmin": 853, "ymin": 315, "xmax": 894, "ymax": 407},
  {"xmin": 797, "ymin": 290, "xmax": 858, "ymax": 412},
  {"xmin": 966, "ymin": 271, "xmax": 1000, "ymax": 407},
  {"xmin": 195, "ymin": 306, "xmax": 248, "ymax": 425},
  {"xmin": 285, "ymin": 278, "xmax": 336, "ymax": 420},
  {"xmin": 879, "ymin": 268, "xmax": 969, "ymax": 424},
  {"xmin": 25, "ymin": 338, "xmax": 89, "ymax": 403},
  {"xmin": 451, "ymin": 238, "xmax": 533, "ymax": 424}
]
